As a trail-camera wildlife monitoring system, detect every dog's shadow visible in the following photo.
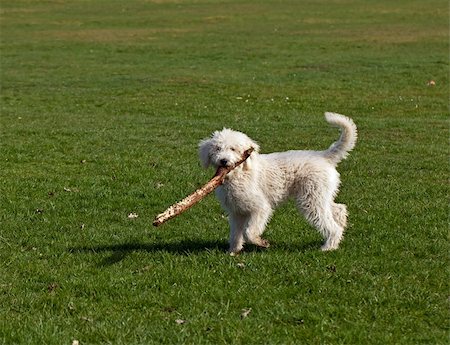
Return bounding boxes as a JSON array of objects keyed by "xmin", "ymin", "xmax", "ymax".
[
  {"xmin": 70, "ymin": 239, "xmax": 229, "ymax": 266},
  {"xmin": 70, "ymin": 238, "xmax": 322, "ymax": 266}
]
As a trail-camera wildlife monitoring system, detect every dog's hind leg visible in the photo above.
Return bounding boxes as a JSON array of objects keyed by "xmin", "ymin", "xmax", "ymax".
[
  {"xmin": 319, "ymin": 208, "xmax": 344, "ymax": 251},
  {"xmin": 296, "ymin": 169, "xmax": 346, "ymax": 250},
  {"xmin": 297, "ymin": 187, "xmax": 345, "ymax": 251},
  {"xmin": 332, "ymin": 203, "xmax": 348, "ymax": 229},
  {"xmin": 228, "ymin": 213, "xmax": 247, "ymax": 255}
]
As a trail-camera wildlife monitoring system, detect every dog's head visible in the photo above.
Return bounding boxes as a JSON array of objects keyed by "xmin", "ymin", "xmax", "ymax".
[{"xmin": 198, "ymin": 128, "xmax": 259, "ymax": 170}]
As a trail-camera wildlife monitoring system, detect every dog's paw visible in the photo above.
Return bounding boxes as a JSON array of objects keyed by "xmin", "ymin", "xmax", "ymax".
[
  {"xmin": 257, "ymin": 238, "xmax": 270, "ymax": 248},
  {"xmin": 320, "ymin": 243, "xmax": 339, "ymax": 251},
  {"xmin": 249, "ymin": 237, "xmax": 270, "ymax": 248},
  {"xmin": 321, "ymin": 235, "xmax": 342, "ymax": 251},
  {"xmin": 228, "ymin": 245, "xmax": 244, "ymax": 256}
]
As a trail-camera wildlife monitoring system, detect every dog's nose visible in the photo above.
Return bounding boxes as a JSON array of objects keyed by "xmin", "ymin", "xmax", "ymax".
[{"xmin": 219, "ymin": 159, "xmax": 228, "ymax": 167}]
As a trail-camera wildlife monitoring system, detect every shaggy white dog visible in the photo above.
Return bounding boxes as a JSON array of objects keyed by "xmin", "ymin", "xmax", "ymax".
[{"xmin": 199, "ymin": 112, "xmax": 357, "ymax": 255}]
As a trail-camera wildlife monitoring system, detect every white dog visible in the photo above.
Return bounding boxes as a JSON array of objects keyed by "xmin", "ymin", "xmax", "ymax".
[{"xmin": 199, "ymin": 112, "xmax": 357, "ymax": 255}]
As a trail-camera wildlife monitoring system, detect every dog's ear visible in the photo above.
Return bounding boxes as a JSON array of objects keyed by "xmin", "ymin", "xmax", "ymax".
[
  {"xmin": 198, "ymin": 138, "xmax": 213, "ymax": 168},
  {"xmin": 246, "ymin": 138, "xmax": 259, "ymax": 153},
  {"xmin": 243, "ymin": 140, "xmax": 259, "ymax": 171},
  {"xmin": 250, "ymin": 140, "xmax": 260, "ymax": 153}
]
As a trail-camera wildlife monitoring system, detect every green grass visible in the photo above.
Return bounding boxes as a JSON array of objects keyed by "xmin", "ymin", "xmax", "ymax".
[{"xmin": 0, "ymin": 0, "xmax": 448, "ymax": 344}]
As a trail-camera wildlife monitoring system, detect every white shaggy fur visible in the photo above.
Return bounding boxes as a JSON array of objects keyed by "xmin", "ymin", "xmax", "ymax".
[{"xmin": 199, "ymin": 112, "xmax": 357, "ymax": 255}]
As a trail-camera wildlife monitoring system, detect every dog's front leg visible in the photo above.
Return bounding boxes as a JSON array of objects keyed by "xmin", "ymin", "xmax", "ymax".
[
  {"xmin": 228, "ymin": 213, "xmax": 247, "ymax": 255},
  {"xmin": 245, "ymin": 206, "xmax": 272, "ymax": 248}
]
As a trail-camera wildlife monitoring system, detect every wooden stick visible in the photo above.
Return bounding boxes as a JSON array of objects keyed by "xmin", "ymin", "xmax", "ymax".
[{"xmin": 153, "ymin": 148, "xmax": 254, "ymax": 227}]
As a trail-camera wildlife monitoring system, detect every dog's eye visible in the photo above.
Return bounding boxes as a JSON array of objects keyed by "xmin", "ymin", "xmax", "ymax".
[{"xmin": 230, "ymin": 147, "xmax": 236, "ymax": 152}]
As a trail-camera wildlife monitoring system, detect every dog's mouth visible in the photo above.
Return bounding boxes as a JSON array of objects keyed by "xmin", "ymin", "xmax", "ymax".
[
  {"xmin": 214, "ymin": 159, "xmax": 235, "ymax": 177},
  {"xmin": 219, "ymin": 159, "xmax": 229, "ymax": 167}
]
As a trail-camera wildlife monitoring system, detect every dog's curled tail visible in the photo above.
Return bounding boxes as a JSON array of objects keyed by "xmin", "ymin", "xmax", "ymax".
[{"xmin": 323, "ymin": 112, "xmax": 357, "ymax": 164}]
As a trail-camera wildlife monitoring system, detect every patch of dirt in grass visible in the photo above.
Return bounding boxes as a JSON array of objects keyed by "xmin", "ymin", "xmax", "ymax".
[
  {"xmin": 0, "ymin": 8, "xmax": 40, "ymax": 14},
  {"xmin": 166, "ymin": 76, "xmax": 212, "ymax": 86},
  {"xmin": 38, "ymin": 28, "xmax": 193, "ymax": 43},
  {"xmin": 356, "ymin": 27, "xmax": 447, "ymax": 44},
  {"xmin": 144, "ymin": 0, "xmax": 185, "ymax": 3},
  {"xmin": 203, "ymin": 15, "xmax": 230, "ymax": 23},
  {"xmin": 291, "ymin": 26, "xmax": 446, "ymax": 44}
]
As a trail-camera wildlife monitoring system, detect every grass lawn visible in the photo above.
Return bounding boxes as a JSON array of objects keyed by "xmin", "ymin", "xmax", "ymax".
[{"xmin": 0, "ymin": 0, "xmax": 448, "ymax": 344}]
